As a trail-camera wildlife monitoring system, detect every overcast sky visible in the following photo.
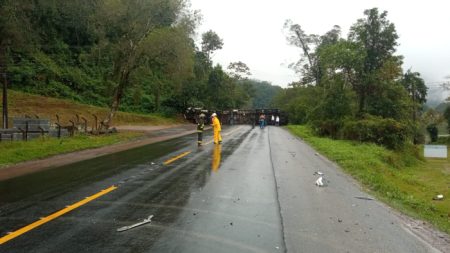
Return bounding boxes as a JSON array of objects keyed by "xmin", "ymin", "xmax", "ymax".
[{"xmin": 190, "ymin": 0, "xmax": 450, "ymax": 92}]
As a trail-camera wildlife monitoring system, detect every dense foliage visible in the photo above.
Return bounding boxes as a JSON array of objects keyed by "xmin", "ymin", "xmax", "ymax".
[
  {"xmin": 275, "ymin": 8, "xmax": 428, "ymax": 149},
  {"xmin": 0, "ymin": 0, "xmax": 282, "ymax": 125}
]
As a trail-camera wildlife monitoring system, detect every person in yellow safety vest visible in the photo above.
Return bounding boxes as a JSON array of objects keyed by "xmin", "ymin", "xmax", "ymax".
[{"xmin": 211, "ymin": 112, "xmax": 222, "ymax": 144}]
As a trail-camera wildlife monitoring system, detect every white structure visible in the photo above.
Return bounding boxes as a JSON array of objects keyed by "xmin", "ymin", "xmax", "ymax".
[{"xmin": 424, "ymin": 145, "xmax": 448, "ymax": 158}]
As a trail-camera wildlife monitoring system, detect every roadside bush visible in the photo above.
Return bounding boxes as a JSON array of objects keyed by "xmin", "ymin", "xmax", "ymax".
[
  {"xmin": 341, "ymin": 116, "xmax": 410, "ymax": 149},
  {"xmin": 426, "ymin": 123, "xmax": 438, "ymax": 143},
  {"xmin": 310, "ymin": 119, "xmax": 342, "ymax": 139}
]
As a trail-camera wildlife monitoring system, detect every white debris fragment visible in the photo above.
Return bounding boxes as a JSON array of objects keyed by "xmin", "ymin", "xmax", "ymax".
[
  {"xmin": 433, "ymin": 194, "xmax": 444, "ymax": 200},
  {"xmin": 117, "ymin": 215, "xmax": 154, "ymax": 232},
  {"xmin": 315, "ymin": 176, "xmax": 324, "ymax": 187},
  {"xmin": 151, "ymin": 162, "xmax": 155, "ymax": 165},
  {"xmin": 313, "ymin": 171, "xmax": 324, "ymax": 176}
]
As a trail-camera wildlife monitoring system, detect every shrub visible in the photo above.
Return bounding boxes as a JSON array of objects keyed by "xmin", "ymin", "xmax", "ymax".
[
  {"xmin": 342, "ymin": 116, "xmax": 410, "ymax": 149},
  {"xmin": 310, "ymin": 119, "xmax": 342, "ymax": 139},
  {"xmin": 426, "ymin": 124, "xmax": 438, "ymax": 143}
]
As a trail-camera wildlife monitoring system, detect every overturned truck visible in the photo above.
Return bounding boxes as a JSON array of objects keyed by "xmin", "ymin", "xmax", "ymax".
[{"xmin": 184, "ymin": 108, "xmax": 288, "ymax": 126}]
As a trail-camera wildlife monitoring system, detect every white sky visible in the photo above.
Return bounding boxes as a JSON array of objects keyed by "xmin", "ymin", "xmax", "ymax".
[{"xmin": 190, "ymin": 0, "xmax": 450, "ymax": 91}]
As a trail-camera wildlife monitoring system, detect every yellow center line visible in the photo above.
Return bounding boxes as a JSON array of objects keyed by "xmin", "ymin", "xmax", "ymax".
[
  {"xmin": 163, "ymin": 151, "xmax": 192, "ymax": 165},
  {"xmin": 0, "ymin": 185, "xmax": 117, "ymax": 245}
]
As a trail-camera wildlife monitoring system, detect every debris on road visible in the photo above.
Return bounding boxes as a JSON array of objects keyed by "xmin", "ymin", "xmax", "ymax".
[
  {"xmin": 313, "ymin": 171, "xmax": 324, "ymax": 176},
  {"xmin": 355, "ymin": 196, "xmax": 374, "ymax": 201},
  {"xmin": 433, "ymin": 194, "xmax": 444, "ymax": 201},
  {"xmin": 117, "ymin": 215, "xmax": 154, "ymax": 232},
  {"xmin": 315, "ymin": 176, "xmax": 325, "ymax": 187}
]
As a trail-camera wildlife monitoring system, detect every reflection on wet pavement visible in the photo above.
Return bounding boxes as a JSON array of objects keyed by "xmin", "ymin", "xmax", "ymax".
[{"xmin": 212, "ymin": 144, "xmax": 222, "ymax": 172}]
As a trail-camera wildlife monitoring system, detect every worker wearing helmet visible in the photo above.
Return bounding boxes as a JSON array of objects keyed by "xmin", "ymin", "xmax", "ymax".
[
  {"xmin": 197, "ymin": 113, "xmax": 206, "ymax": 146},
  {"xmin": 211, "ymin": 113, "xmax": 222, "ymax": 144}
]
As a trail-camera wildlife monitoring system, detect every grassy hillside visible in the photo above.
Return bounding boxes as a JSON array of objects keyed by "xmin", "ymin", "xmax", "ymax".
[{"xmin": 0, "ymin": 90, "xmax": 181, "ymax": 127}]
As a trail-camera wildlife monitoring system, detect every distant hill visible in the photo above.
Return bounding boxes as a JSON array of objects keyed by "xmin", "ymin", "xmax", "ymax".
[
  {"xmin": 435, "ymin": 102, "xmax": 449, "ymax": 113},
  {"xmin": 0, "ymin": 90, "xmax": 180, "ymax": 128}
]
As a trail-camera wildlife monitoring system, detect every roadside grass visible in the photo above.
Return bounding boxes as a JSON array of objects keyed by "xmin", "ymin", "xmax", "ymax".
[
  {"xmin": 288, "ymin": 125, "xmax": 450, "ymax": 234},
  {"xmin": 0, "ymin": 90, "xmax": 181, "ymax": 126},
  {"xmin": 0, "ymin": 131, "xmax": 143, "ymax": 168}
]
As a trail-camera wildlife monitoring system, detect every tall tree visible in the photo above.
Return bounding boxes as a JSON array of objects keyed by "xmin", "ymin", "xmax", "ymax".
[
  {"xmin": 227, "ymin": 61, "xmax": 251, "ymax": 80},
  {"xmin": 284, "ymin": 20, "xmax": 319, "ymax": 85},
  {"xmin": 201, "ymin": 30, "xmax": 223, "ymax": 61},
  {"xmin": 139, "ymin": 27, "xmax": 195, "ymax": 111},
  {"xmin": 95, "ymin": 0, "xmax": 187, "ymax": 127},
  {"xmin": 284, "ymin": 21, "xmax": 343, "ymax": 86},
  {"xmin": 402, "ymin": 69, "xmax": 427, "ymax": 122},
  {"xmin": 348, "ymin": 8, "xmax": 400, "ymax": 114},
  {"xmin": 0, "ymin": 0, "xmax": 35, "ymax": 128}
]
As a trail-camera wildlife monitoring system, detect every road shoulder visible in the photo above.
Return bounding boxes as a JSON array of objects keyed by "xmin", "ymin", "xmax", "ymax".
[{"xmin": 269, "ymin": 126, "xmax": 447, "ymax": 253}]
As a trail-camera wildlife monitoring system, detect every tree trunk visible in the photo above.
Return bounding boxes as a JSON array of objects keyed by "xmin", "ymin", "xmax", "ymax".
[
  {"xmin": 2, "ymin": 73, "xmax": 7, "ymax": 129},
  {"xmin": 155, "ymin": 85, "xmax": 160, "ymax": 112},
  {"xmin": 0, "ymin": 46, "xmax": 8, "ymax": 129},
  {"xmin": 294, "ymin": 30, "xmax": 317, "ymax": 85},
  {"xmin": 412, "ymin": 85, "xmax": 416, "ymax": 123},
  {"xmin": 358, "ymin": 88, "xmax": 365, "ymax": 116},
  {"xmin": 103, "ymin": 69, "xmax": 129, "ymax": 128}
]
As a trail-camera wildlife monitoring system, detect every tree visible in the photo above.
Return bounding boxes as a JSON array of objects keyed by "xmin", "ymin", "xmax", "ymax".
[
  {"xmin": 139, "ymin": 27, "xmax": 195, "ymax": 111},
  {"xmin": 201, "ymin": 30, "xmax": 223, "ymax": 61},
  {"xmin": 227, "ymin": 61, "xmax": 251, "ymax": 80},
  {"xmin": 0, "ymin": 0, "xmax": 36, "ymax": 128},
  {"xmin": 348, "ymin": 8, "xmax": 400, "ymax": 115},
  {"xmin": 207, "ymin": 65, "xmax": 228, "ymax": 109},
  {"xmin": 444, "ymin": 107, "xmax": 450, "ymax": 134},
  {"xmin": 426, "ymin": 123, "xmax": 438, "ymax": 142},
  {"xmin": 94, "ymin": 0, "xmax": 191, "ymax": 127},
  {"xmin": 402, "ymin": 69, "xmax": 427, "ymax": 122},
  {"xmin": 284, "ymin": 20, "xmax": 319, "ymax": 85}
]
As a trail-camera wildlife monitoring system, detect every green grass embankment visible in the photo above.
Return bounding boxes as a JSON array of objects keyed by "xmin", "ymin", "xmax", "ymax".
[
  {"xmin": 0, "ymin": 132, "xmax": 143, "ymax": 168},
  {"xmin": 288, "ymin": 125, "xmax": 450, "ymax": 234}
]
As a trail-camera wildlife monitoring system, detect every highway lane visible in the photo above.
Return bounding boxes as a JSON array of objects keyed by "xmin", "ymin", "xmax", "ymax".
[{"xmin": 0, "ymin": 125, "xmax": 443, "ymax": 252}]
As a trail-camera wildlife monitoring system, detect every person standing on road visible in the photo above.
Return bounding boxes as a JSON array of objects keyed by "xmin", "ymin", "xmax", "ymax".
[
  {"xmin": 197, "ymin": 113, "xmax": 205, "ymax": 146},
  {"xmin": 271, "ymin": 115, "xmax": 275, "ymax": 125},
  {"xmin": 259, "ymin": 114, "xmax": 266, "ymax": 129},
  {"xmin": 276, "ymin": 115, "xmax": 280, "ymax": 126},
  {"xmin": 211, "ymin": 113, "xmax": 222, "ymax": 144}
]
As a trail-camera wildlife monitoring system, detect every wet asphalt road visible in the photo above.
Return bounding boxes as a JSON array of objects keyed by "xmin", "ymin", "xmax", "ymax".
[{"xmin": 0, "ymin": 126, "xmax": 441, "ymax": 252}]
